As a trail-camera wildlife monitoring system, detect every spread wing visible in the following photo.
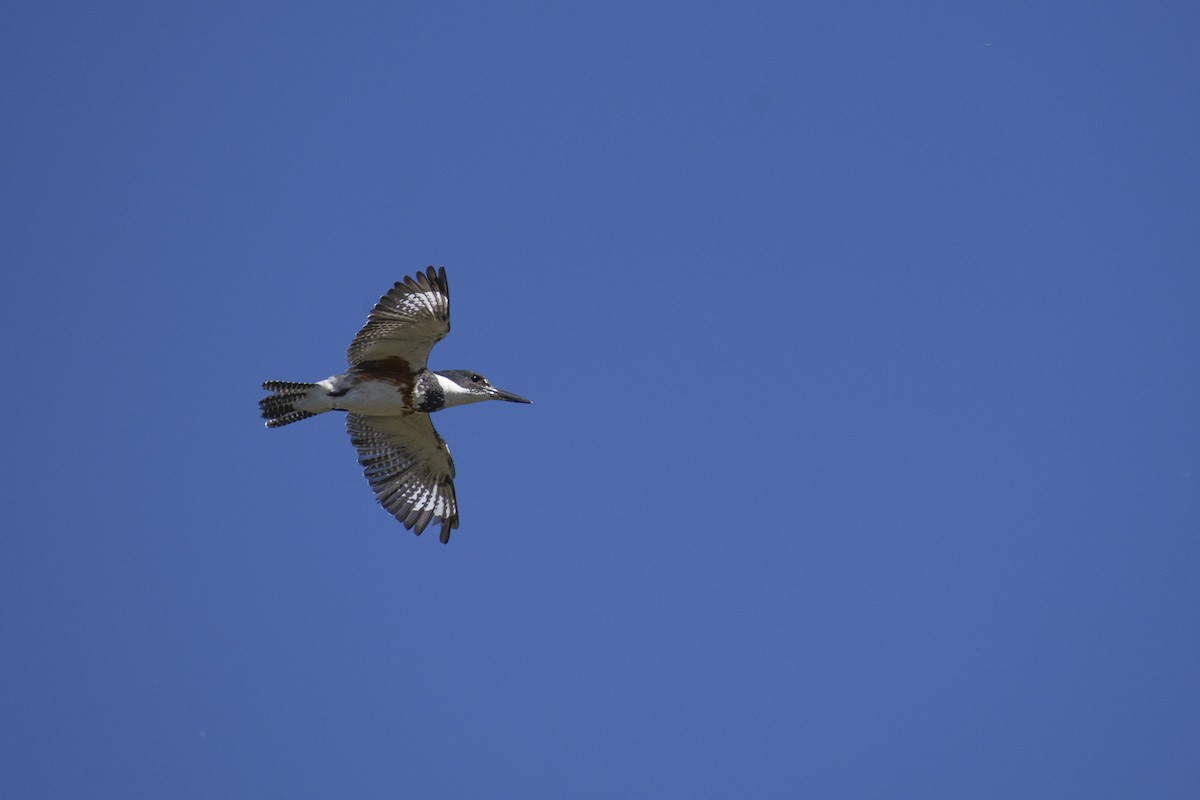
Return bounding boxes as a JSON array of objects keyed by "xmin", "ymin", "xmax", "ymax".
[
  {"xmin": 346, "ymin": 412, "xmax": 459, "ymax": 543},
  {"xmin": 346, "ymin": 266, "xmax": 450, "ymax": 369}
]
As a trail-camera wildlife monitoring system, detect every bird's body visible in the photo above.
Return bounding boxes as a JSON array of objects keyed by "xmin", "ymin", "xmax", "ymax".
[{"xmin": 260, "ymin": 267, "xmax": 530, "ymax": 543}]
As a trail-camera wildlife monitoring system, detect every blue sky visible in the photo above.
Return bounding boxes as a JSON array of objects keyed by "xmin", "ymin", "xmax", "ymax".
[{"xmin": 3, "ymin": 1, "xmax": 1198, "ymax": 797}]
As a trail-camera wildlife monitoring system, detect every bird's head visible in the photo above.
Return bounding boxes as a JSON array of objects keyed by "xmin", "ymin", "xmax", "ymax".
[{"xmin": 434, "ymin": 370, "xmax": 532, "ymax": 407}]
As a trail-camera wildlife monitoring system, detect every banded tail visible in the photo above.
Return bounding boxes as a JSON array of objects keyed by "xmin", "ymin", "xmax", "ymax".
[{"xmin": 260, "ymin": 381, "xmax": 320, "ymax": 428}]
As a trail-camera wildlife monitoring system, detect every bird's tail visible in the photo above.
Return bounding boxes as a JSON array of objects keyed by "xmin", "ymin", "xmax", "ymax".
[{"xmin": 260, "ymin": 381, "xmax": 321, "ymax": 428}]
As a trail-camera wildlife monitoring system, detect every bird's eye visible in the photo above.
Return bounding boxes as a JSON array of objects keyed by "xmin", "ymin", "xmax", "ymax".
[{"xmin": 470, "ymin": 374, "xmax": 482, "ymax": 383}]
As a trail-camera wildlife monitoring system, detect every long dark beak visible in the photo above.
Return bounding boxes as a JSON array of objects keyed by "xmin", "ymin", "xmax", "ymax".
[{"xmin": 490, "ymin": 386, "xmax": 532, "ymax": 404}]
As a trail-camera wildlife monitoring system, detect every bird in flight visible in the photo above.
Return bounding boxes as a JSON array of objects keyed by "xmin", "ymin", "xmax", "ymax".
[{"xmin": 260, "ymin": 267, "xmax": 531, "ymax": 543}]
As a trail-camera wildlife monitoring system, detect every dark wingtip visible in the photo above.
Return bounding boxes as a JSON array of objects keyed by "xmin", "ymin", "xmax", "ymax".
[{"xmin": 438, "ymin": 514, "xmax": 458, "ymax": 544}]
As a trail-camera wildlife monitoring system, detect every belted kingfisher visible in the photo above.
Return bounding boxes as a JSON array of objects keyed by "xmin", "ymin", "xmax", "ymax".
[{"xmin": 259, "ymin": 267, "xmax": 531, "ymax": 543}]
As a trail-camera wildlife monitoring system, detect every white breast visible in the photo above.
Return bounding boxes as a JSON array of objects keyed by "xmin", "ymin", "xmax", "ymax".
[{"xmin": 334, "ymin": 378, "xmax": 410, "ymax": 415}]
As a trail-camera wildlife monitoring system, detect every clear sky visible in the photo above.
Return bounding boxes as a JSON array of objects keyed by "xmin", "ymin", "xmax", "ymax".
[{"xmin": 2, "ymin": 1, "xmax": 1198, "ymax": 797}]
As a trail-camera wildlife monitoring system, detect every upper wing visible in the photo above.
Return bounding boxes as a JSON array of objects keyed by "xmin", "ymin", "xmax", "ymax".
[
  {"xmin": 346, "ymin": 412, "xmax": 460, "ymax": 543},
  {"xmin": 346, "ymin": 267, "xmax": 451, "ymax": 369}
]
